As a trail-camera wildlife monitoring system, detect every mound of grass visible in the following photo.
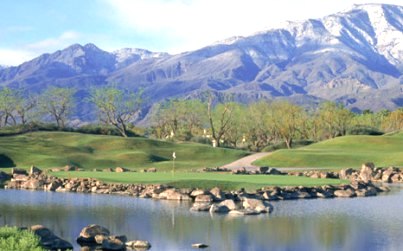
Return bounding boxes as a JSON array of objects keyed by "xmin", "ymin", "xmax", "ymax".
[
  {"xmin": 53, "ymin": 171, "xmax": 346, "ymax": 191},
  {"xmin": 0, "ymin": 131, "xmax": 247, "ymax": 171},
  {"xmin": 0, "ymin": 226, "xmax": 44, "ymax": 251},
  {"xmin": 255, "ymin": 132, "xmax": 403, "ymax": 169}
]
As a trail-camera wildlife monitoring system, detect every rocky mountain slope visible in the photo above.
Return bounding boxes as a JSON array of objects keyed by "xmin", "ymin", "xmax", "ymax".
[{"xmin": 0, "ymin": 3, "xmax": 401, "ymax": 121}]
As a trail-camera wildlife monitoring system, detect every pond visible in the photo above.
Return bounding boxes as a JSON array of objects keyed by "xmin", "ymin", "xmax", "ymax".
[{"xmin": 0, "ymin": 187, "xmax": 402, "ymax": 251}]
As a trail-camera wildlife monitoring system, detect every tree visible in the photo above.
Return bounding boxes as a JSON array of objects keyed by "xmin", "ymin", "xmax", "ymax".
[
  {"xmin": 270, "ymin": 101, "xmax": 305, "ymax": 149},
  {"xmin": 89, "ymin": 86, "xmax": 142, "ymax": 138},
  {"xmin": 317, "ymin": 102, "xmax": 353, "ymax": 138},
  {"xmin": 243, "ymin": 102, "xmax": 275, "ymax": 151},
  {"xmin": 207, "ymin": 96, "xmax": 237, "ymax": 147},
  {"xmin": 381, "ymin": 108, "xmax": 403, "ymax": 132},
  {"xmin": 0, "ymin": 87, "xmax": 18, "ymax": 126},
  {"xmin": 39, "ymin": 87, "xmax": 75, "ymax": 129}
]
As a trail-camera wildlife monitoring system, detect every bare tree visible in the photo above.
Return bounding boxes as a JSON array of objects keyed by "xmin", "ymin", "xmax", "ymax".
[
  {"xmin": 89, "ymin": 86, "xmax": 142, "ymax": 137},
  {"xmin": 39, "ymin": 87, "xmax": 75, "ymax": 129}
]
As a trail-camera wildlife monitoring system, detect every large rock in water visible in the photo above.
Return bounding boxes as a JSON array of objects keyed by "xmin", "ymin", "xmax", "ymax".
[
  {"xmin": 95, "ymin": 235, "xmax": 127, "ymax": 251},
  {"xmin": 210, "ymin": 187, "xmax": 225, "ymax": 201},
  {"xmin": 242, "ymin": 198, "xmax": 273, "ymax": 213},
  {"xmin": 360, "ymin": 163, "xmax": 375, "ymax": 182},
  {"xmin": 30, "ymin": 225, "xmax": 73, "ymax": 250},
  {"xmin": 77, "ymin": 224, "xmax": 110, "ymax": 244},
  {"xmin": 339, "ymin": 168, "xmax": 354, "ymax": 180},
  {"xmin": 126, "ymin": 240, "xmax": 152, "ymax": 249}
]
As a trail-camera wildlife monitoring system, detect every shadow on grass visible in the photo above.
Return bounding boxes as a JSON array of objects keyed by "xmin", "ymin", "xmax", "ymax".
[{"xmin": 0, "ymin": 154, "xmax": 16, "ymax": 168}]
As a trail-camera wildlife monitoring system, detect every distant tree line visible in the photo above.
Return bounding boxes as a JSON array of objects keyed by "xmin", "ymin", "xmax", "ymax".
[{"xmin": 0, "ymin": 86, "xmax": 402, "ymax": 150}]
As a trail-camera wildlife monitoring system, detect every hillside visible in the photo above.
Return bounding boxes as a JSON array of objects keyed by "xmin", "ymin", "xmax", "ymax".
[
  {"xmin": 0, "ymin": 132, "xmax": 247, "ymax": 170},
  {"xmin": 254, "ymin": 132, "xmax": 403, "ymax": 168},
  {"xmin": 0, "ymin": 4, "xmax": 402, "ymax": 122}
]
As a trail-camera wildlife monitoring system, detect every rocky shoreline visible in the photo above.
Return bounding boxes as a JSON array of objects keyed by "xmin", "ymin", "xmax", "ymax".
[{"xmin": 0, "ymin": 163, "xmax": 402, "ymax": 217}]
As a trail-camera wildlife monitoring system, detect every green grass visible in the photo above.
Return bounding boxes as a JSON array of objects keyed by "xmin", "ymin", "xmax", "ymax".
[
  {"xmin": 0, "ymin": 226, "xmax": 44, "ymax": 251},
  {"xmin": 0, "ymin": 131, "xmax": 247, "ymax": 171},
  {"xmin": 255, "ymin": 132, "xmax": 403, "ymax": 169},
  {"xmin": 52, "ymin": 171, "xmax": 347, "ymax": 191}
]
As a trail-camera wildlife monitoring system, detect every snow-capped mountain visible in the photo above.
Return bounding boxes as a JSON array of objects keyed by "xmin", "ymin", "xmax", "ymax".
[{"xmin": 0, "ymin": 3, "xmax": 402, "ymax": 120}]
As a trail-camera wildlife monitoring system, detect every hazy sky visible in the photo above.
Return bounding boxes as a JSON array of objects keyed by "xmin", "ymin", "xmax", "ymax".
[{"xmin": 0, "ymin": 0, "xmax": 401, "ymax": 65}]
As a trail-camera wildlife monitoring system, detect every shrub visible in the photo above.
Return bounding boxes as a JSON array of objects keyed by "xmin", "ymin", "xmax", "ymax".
[
  {"xmin": 0, "ymin": 226, "xmax": 44, "ymax": 251},
  {"xmin": 347, "ymin": 125, "xmax": 384, "ymax": 135}
]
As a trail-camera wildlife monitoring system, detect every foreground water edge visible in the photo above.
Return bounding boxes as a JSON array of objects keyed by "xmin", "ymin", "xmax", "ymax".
[{"xmin": 1, "ymin": 186, "xmax": 403, "ymax": 251}]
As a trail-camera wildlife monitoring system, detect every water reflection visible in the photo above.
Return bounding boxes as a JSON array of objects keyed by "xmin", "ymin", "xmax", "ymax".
[{"xmin": 0, "ymin": 188, "xmax": 402, "ymax": 251}]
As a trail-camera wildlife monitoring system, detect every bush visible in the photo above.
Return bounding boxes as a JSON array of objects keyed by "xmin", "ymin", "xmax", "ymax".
[
  {"xmin": 347, "ymin": 125, "xmax": 384, "ymax": 136},
  {"xmin": 0, "ymin": 226, "xmax": 44, "ymax": 251}
]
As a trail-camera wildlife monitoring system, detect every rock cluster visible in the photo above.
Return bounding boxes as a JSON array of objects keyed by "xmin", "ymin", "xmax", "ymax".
[
  {"xmin": 77, "ymin": 224, "xmax": 151, "ymax": 251},
  {"xmin": 2, "ymin": 163, "xmax": 401, "ymax": 218}
]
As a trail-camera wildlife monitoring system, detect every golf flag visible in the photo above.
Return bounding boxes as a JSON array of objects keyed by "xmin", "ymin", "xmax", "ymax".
[{"xmin": 172, "ymin": 152, "xmax": 176, "ymax": 159}]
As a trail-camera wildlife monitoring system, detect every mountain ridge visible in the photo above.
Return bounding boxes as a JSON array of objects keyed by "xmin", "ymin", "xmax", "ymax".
[{"xmin": 0, "ymin": 3, "xmax": 402, "ymax": 121}]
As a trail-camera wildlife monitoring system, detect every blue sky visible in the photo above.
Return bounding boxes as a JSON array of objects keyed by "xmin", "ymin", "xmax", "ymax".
[{"xmin": 1, "ymin": 0, "xmax": 402, "ymax": 65}]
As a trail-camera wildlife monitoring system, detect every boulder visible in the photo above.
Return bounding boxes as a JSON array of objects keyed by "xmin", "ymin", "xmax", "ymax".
[
  {"xmin": 195, "ymin": 194, "xmax": 213, "ymax": 203},
  {"xmin": 242, "ymin": 198, "xmax": 273, "ymax": 213},
  {"xmin": 266, "ymin": 168, "xmax": 284, "ymax": 175},
  {"xmin": 382, "ymin": 167, "xmax": 395, "ymax": 183},
  {"xmin": 190, "ymin": 203, "xmax": 212, "ymax": 212},
  {"xmin": 30, "ymin": 225, "xmax": 73, "ymax": 250},
  {"xmin": 210, "ymin": 187, "xmax": 225, "ymax": 201},
  {"xmin": 46, "ymin": 181, "xmax": 62, "ymax": 191},
  {"xmin": 339, "ymin": 168, "xmax": 354, "ymax": 180},
  {"xmin": 115, "ymin": 167, "xmax": 128, "ymax": 173},
  {"xmin": 13, "ymin": 174, "xmax": 29, "ymax": 182},
  {"xmin": 259, "ymin": 166, "xmax": 269, "ymax": 173},
  {"xmin": 29, "ymin": 166, "xmax": 42, "ymax": 175},
  {"xmin": 359, "ymin": 163, "xmax": 375, "ymax": 182},
  {"xmin": 190, "ymin": 189, "xmax": 207, "ymax": 197},
  {"xmin": 22, "ymin": 178, "xmax": 44, "ymax": 190},
  {"xmin": 192, "ymin": 243, "xmax": 209, "ymax": 248},
  {"xmin": 11, "ymin": 168, "xmax": 28, "ymax": 176},
  {"xmin": 209, "ymin": 204, "xmax": 230, "ymax": 213},
  {"xmin": 77, "ymin": 224, "xmax": 110, "ymax": 244},
  {"xmin": 218, "ymin": 199, "xmax": 238, "ymax": 211},
  {"xmin": 64, "ymin": 165, "xmax": 76, "ymax": 171},
  {"xmin": 94, "ymin": 235, "xmax": 127, "ymax": 251},
  {"xmin": 126, "ymin": 240, "xmax": 152, "ymax": 249},
  {"xmin": 159, "ymin": 189, "xmax": 191, "ymax": 201},
  {"xmin": 334, "ymin": 189, "xmax": 355, "ymax": 198},
  {"xmin": 147, "ymin": 167, "xmax": 157, "ymax": 172}
]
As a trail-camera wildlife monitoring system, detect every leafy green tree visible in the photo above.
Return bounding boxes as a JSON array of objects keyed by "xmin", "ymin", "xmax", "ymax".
[
  {"xmin": 243, "ymin": 102, "xmax": 275, "ymax": 151},
  {"xmin": 317, "ymin": 102, "xmax": 353, "ymax": 138},
  {"xmin": 381, "ymin": 108, "xmax": 403, "ymax": 132},
  {"xmin": 89, "ymin": 86, "xmax": 142, "ymax": 137},
  {"xmin": 270, "ymin": 101, "xmax": 305, "ymax": 149},
  {"xmin": 39, "ymin": 87, "xmax": 75, "ymax": 129}
]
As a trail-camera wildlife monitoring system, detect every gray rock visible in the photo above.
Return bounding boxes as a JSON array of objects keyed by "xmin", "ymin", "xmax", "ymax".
[
  {"xmin": 243, "ymin": 198, "xmax": 273, "ymax": 213},
  {"xmin": 30, "ymin": 225, "xmax": 73, "ymax": 250},
  {"xmin": 29, "ymin": 166, "xmax": 42, "ymax": 175},
  {"xmin": 334, "ymin": 189, "xmax": 356, "ymax": 198},
  {"xmin": 190, "ymin": 203, "xmax": 212, "ymax": 212},
  {"xmin": 192, "ymin": 243, "xmax": 209, "ymax": 248},
  {"xmin": 210, "ymin": 187, "xmax": 225, "ymax": 201},
  {"xmin": 126, "ymin": 240, "xmax": 152, "ymax": 249},
  {"xmin": 209, "ymin": 204, "xmax": 230, "ymax": 213},
  {"xmin": 195, "ymin": 194, "xmax": 213, "ymax": 203},
  {"xmin": 218, "ymin": 199, "xmax": 238, "ymax": 210},
  {"xmin": 360, "ymin": 163, "xmax": 375, "ymax": 182}
]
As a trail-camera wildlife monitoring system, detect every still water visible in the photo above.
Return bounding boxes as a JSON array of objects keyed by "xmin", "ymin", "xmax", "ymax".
[{"xmin": 0, "ymin": 187, "xmax": 402, "ymax": 251}]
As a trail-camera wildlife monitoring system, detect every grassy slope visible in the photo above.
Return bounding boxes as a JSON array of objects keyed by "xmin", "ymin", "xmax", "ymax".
[
  {"xmin": 0, "ymin": 131, "xmax": 247, "ymax": 171},
  {"xmin": 255, "ymin": 132, "xmax": 403, "ymax": 168},
  {"xmin": 53, "ymin": 171, "xmax": 346, "ymax": 191}
]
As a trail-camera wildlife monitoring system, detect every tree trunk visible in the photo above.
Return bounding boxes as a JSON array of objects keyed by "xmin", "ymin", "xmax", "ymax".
[{"xmin": 285, "ymin": 138, "xmax": 293, "ymax": 149}]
